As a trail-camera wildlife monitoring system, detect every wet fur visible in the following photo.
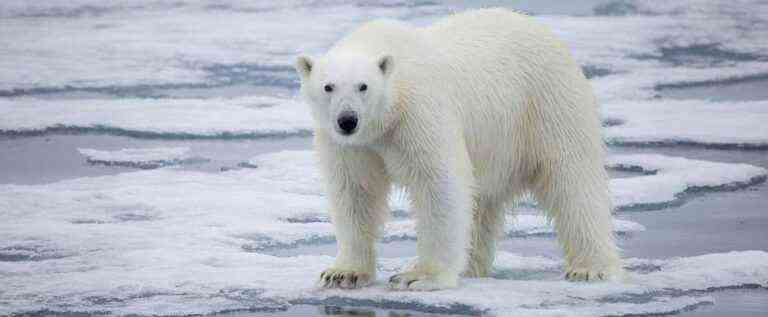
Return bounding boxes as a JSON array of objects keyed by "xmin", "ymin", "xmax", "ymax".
[{"xmin": 298, "ymin": 8, "xmax": 622, "ymax": 290}]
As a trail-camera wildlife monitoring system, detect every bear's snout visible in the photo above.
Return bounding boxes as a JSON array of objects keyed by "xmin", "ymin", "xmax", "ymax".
[{"xmin": 337, "ymin": 111, "xmax": 358, "ymax": 135}]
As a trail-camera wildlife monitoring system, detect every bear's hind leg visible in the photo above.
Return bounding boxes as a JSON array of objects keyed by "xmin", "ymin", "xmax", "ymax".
[
  {"xmin": 532, "ymin": 162, "xmax": 622, "ymax": 281},
  {"xmin": 464, "ymin": 197, "xmax": 505, "ymax": 278}
]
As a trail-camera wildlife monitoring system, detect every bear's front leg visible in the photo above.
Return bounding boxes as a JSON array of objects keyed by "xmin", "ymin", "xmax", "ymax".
[
  {"xmin": 316, "ymin": 132, "xmax": 390, "ymax": 289},
  {"xmin": 389, "ymin": 159, "xmax": 473, "ymax": 291}
]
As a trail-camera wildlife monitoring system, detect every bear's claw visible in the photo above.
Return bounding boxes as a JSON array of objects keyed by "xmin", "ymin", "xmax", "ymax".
[
  {"xmin": 318, "ymin": 269, "xmax": 371, "ymax": 289},
  {"xmin": 565, "ymin": 269, "xmax": 608, "ymax": 282}
]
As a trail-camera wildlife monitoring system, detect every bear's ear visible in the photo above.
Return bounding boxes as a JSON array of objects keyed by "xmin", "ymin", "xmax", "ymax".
[
  {"xmin": 377, "ymin": 54, "xmax": 394, "ymax": 77},
  {"xmin": 295, "ymin": 55, "xmax": 314, "ymax": 80}
]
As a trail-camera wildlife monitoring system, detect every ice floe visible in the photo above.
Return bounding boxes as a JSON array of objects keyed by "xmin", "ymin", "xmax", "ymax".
[
  {"xmin": 3, "ymin": 0, "xmax": 762, "ymax": 94},
  {"xmin": 603, "ymin": 99, "xmax": 768, "ymax": 150},
  {"xmin": 77, "ymin": 146, "xmax": 208, "ymax": 169},
  {"xmin": 608, "ymin": 153, "xmax": 767, "ymax": 210},
  {"xmin": 2, "ymin": 150, "xmax": 762, "ymax": 254},
  {"xmin": 2, "ymin": 91, "xmax": 767, "ymax": 149},
  {"xmin": 0, "ymin": 0, "xmax": 448, "ymax": 93},
  {"xmin": 295, "ymin": 251, "xmax": 768, "ymax": 316},
  {"xmin": 2, "ymin": 245, "xmax": 767, "ymax": 316},
  {"xmin": 1, "ymin": 1, "xmax": 767, "ymax": 316},
  {"xmin": 0, "ymin": 96, "xmax": 313, "ymax": 138},
  {"xmin": 0, "ymin": 150, "xmax": 765, "ymax": 315},
  {"xmin": 594, "ymin": 0, "xmax": 768, "ymax": 58},
  {"xmin": 1, "ymin": 0, "xmax": 767, "ymax": 150}
]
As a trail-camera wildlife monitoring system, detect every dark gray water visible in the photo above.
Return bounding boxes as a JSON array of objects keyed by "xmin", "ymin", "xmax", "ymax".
[{"xmin": 0, "ymin": 134, "xmax": 311, "ymax": 185}]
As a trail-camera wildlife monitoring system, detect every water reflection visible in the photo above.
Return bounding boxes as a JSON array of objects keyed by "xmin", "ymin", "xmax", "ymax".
[
  {"xmin": 317, "ymin": 305, "xmax": 444, "ymax": 317},
  {"xmin": 320, "ymin": 305, "xmax": 376, "ymax": 316}
]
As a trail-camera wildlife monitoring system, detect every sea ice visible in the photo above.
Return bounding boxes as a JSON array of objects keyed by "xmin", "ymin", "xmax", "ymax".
[
  {"xmin": 0, "ymin": 96, "xmax": 313, "ymax": 138},
  {"xmin": 2, "ymin": 0, "xmax": 767, "ymax": 149},
  {"xmin": 2, "ymin": 1, "xmax": 768, "ymax": 315},
  {"xmin": 0, "ymin": 1, "xmax": 448, "ymax": 93},
  {"xmin": 77, "ymin": 146, "xmax": 208, "ymax": 169},
  {"xmin": 1, "ymin": 151, "xmax": 765, "ymax": 315},
  {"xmin": 603, "ymin": 99, "xmax": 768, "ymax": 149},
  {"xmin": 608, "ymin": 153, "xmax": 767, "ymax": 210}
]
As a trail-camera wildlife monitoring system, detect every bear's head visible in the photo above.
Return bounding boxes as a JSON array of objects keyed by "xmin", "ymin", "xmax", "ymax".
[{"xmin": 295, "ymin": 52, "xmax": 395, "ymax": 146}]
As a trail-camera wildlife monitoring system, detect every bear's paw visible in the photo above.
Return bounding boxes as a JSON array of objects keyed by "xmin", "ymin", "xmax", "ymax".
[
  {"xmin": 318, "ymin": 268, "xmax": 372, "ymax": 289},
  {"xmin": 388, "ymin": 270, "xmax": 458, "ymax": 291},
  {"xmin": 565, "ymin": 267, "xmax": 621, "ymax": 282}
]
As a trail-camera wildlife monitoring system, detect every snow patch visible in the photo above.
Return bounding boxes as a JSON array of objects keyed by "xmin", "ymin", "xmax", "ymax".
[
  {"xmin": 603, "ymin": 99, "xmax": 768, "ymax": 149},
  {"xmin": 0, "ymin": 151, "xmax": 762, "ymax": 257},
  {"xmin": 295, "ymin": 250, "xmax": 768, "ymax": 316},
  {"xmin": 0, "ymin": 151, "xmax": 765, "ymax": 315},
  {"xmin": 0, "ymin": 0, "xmax": 448, "ymax": 93},
  {"xmin": 78, "ymin": 147, "xmax": 208, "ymax": 169},
  {"xmin": 0, "ymin": 96, "xmax": 313, "ymax": 138},
  {"xmin": 1, "ymin": 0, "xmax": 767, "ymax": 149},
  {"xmin": 2, "ymin": 249, "xmax": 766, "ymax": 316},
  {"xmin": 609, "ymin": 154, "xmax": 768, "ymax": 210}
]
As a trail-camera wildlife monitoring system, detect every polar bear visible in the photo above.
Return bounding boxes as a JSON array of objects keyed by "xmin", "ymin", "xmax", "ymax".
[{"xmin": 295, "ymin": 8, "xmax": 621, "ymax": 290}]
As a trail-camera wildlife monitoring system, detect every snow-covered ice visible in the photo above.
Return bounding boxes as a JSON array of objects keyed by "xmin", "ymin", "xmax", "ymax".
[
  {"xmin": 0, "ymin": 150, "xmax": 765, "ymax": 315},
  {"xmin": 0, "ymin": 0, "xmax": 767, "ymax": 148},
  {"xmin": 77, "ymin": 146, "xmax": 207, "ymax": 169},
  {"xmin": 0, "ymin": 0, "xmax": 447, "ymax": 93},
  {"xmin": 0, "ymin": 96, "xmax": 312, "ymax": 138},
  {"xmin": 297, "ymin": 251, "xmax": 768, "ymax": 316},
  {"xmin": 608, "ymin": 154, "xmax": 767, "ymax": 210},
  {"xmin": 2, "ymin": 93, "xmax": 766, "ymax": 148},
  {"xmin": 6, "ymin": 248, "xmax": 767, "ymax": 316},
  {"xmin": 603, "ymin": 100, "xmax": 768, "ymax": 149},
  {"xmin": 78, "ymin": 146, "xmax": 189, "ymax": 163},
  {"xmin": 2, "ymin": 0, "xmax": 768, "ymax": 315}
]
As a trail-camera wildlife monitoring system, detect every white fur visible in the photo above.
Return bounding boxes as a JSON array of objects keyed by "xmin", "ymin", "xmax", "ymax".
[{"xmin": 296, "ymin": 9, "xmax": 622, "ymax": 291}]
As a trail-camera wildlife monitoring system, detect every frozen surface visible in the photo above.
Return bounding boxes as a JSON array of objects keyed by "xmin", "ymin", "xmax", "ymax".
[
  {"xmin": 0, "ymin": 0, "xmax": 767, "ymax": 148},
  {"xmin": 0, "ymin": 134, "xmax": 314, "ymax": 185},
  {"xmin": 0, "ymin": 1, "xmax": 447, "ymax": 93},
  {"xmin": 2, "ymin": 0, "xmax": 768, "ymax": 316},
  {"xmin": 607, "ymin": 154, "xmax": 767, "ymax": 210},
  {"xmin": 601, "ymin": 98, "xmax": 768, "ymax": 150},
  {"xmin": 295, "ymin": 251, "xmax": 768, "ymax": 316},
  {"xmin": 0, "ymin": 0, "xmax": 763, "ymax": 94},
  {"xmin": 0, "ymin": 96, "xmax": 313, "ymax": 138},
  {"xmin": 77, "ymin": 146, "xmax": 208, "ymax": 169},
  {"xmin": 2, "ymin": 94, "xmax": 767, "ymax": 148},
  {"xmin": 78, "ymin": 147, "xmax": 191, "ymax": 162},
  {"xmin": 0, "ymin": 150, "xmax": 765, "ymax": 315}
]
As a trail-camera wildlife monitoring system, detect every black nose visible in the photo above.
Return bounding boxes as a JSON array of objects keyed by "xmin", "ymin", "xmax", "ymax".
[{"xmin": 337, "ymin": 112, "xmax": 358, "ymax": 135}]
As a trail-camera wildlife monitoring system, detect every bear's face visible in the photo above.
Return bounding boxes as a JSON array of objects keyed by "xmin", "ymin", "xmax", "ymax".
[{"xmin": 295, "ymin": 53, "xmax": 395, "ymax": 146}]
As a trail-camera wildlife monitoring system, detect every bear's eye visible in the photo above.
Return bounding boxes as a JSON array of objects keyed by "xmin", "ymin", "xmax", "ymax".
[
  {"xmin": 359, "ymin": 83, "xmax": 367, "ymax": 92},
  {"xmin": 324, "ymin": 84, "xmax": 334, "ymax": 93}
]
